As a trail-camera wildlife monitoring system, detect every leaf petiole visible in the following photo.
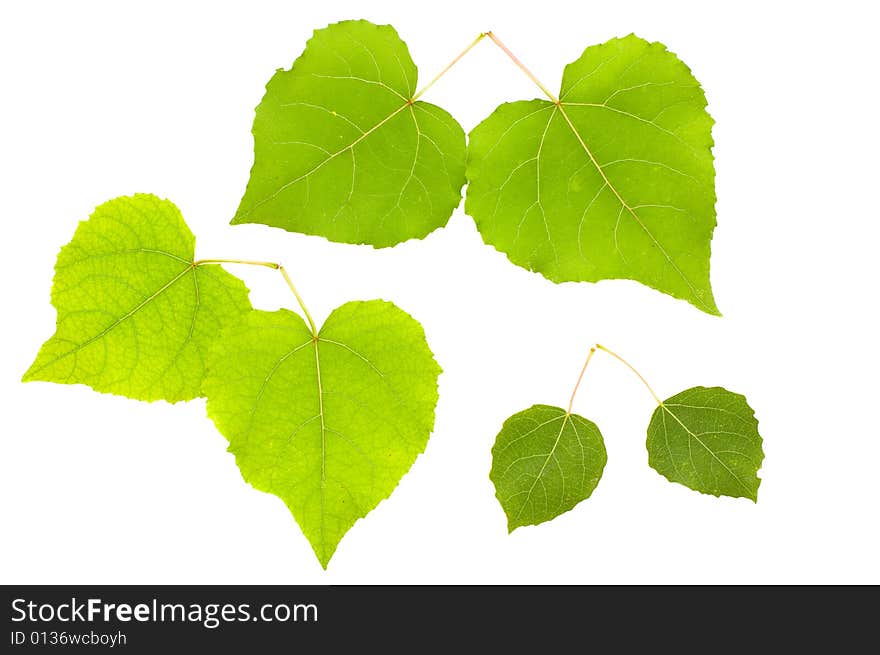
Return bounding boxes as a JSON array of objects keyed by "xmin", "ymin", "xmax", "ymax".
[
  {"xmin": 566, "ymin": 346, "xmax": 596, "ymax": 415},
  {"xmin": 595, "ymin": 344, "xmax": 663, "ymax": 406},
  {"xmin": 566, "ymin": 343, "xmax": 664, "ymax": 415},
  {"xmin": 405, "ymin": 29, "xmax": 562, "ymax": 106},
  {"xmin": 193, "ymin": 258, "xmax": 318, "ymax": 338},
  {"xmin": 193, "ymin": 258, "xmax": 279, "ymax": 270},
  {"xmin": 278, "ymin": 265, "xmax": 318, "ymax": 337},
  {"xmin": 411, "ymin": 32, "xmax": 488, "ymax": 102},
  {"xmin": 485, "ymin": 31, "xmax": 559, "ymax": 104}
]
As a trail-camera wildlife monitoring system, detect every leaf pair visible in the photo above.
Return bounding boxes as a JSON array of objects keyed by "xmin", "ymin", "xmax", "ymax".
[
  {"xmin": 491, "ymin": 362, "xmax": 764, "ymax": 532},
  {"xmin": 24, "ymin": 194, "xmax": 441, "ymax": 568},
  {"xmin": 235, "ymin": 20, "xmax": 719, "ymax": 314}
]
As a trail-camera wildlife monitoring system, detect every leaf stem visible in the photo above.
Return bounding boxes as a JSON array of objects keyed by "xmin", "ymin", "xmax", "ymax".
[
  {"xmin": 567, "ymin": 346, "xmax": 596, "ymax": 415},
  {"xmin": 411, "ymin": 32, "xmax": 488, "ymax": 102},
  {"xmin": 595, "ymin": 344, "xmax": 663, "ymax": 406},
  {"xmin": 485, "ymin": 31, "xmax": 559, "ymax": 104},
  {"xmin": 193, "ymin": 258, "xmax": 279, "ymax": 270},
  {"xmin": 194, "ymin": 258, "xmax": 318, "ymax": 338},
  {"xmin": 278, "ymin": 265, "xmax": 318, "ymax": 337}
]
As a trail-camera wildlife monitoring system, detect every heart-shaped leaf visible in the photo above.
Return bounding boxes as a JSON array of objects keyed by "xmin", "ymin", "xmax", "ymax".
[
  {"xmin": 204, "ymin": 301, "xmax": 441, "ymax": 567},
  {"xmin": 233, "ymin": 19, "xmax": 467, "ymax": 247},
  {"xmin": 466, "ymin": 34, "xmax": 718, "ymax": 314},
  {"xmin": 23, "ymin": 194, "xmax": 251, "ymax": 402}
]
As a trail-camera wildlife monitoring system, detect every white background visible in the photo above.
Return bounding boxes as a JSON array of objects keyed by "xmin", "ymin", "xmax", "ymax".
[{"xmin": 1, "ymin": 0, "xmax": 878, "ymax": 584}]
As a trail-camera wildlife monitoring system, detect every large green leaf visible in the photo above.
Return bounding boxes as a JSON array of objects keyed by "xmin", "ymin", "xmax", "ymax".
[
  {"xmin": 23, "ymin": 194, "xmax": 251, "ymax": 402},
  {"xmin": 647, "ymin": 387, "xmax": 764, "ymax": 500},
  {"xmin": 204, "ymin": 301, "xmax": 441, "ymax": 567},
  {"xmin": 233, "ymin": 19, "xmax": 467, "ymax": 247},
  {"xmin": 466, "ymin": 34, "xmax": 718, "ymax": 314},
  {"xmin": 490, "ymin": 405, "xmax": 607, "ymax": 531}
]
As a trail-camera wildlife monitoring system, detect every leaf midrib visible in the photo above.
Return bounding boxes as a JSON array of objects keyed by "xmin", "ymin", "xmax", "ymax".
[
  {"xmin": 237, "ymin": 94, "xmax": 423, "ymax": 221},
  {"xmin": 660, "ymin": 403, "xmax": 755, "ymax": 498},
  {"xmin": 512, "ymin": 411, "xmax": 570, "ymax": 523},
  {"xmin": 244, "ymin": 330, "xmax": 402, "ymax": 566},
  {"xmin": 26, "ymin": 263, "xmax": 194, "ymax": 378},
  {"xmin": 552, "ymin": 101, "xmax": 711, "ymax": 312},
  {"xmin": 312, "ymin": 337, "xmax": 328, "ymax": 564}
]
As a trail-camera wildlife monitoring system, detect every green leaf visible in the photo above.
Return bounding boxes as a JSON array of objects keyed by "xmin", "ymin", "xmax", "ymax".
[
  {"xmin": 647, "ymin": 387, "xmax": 764, "ymax": 500},
  {"xmin": 23, "ymin": 194, "xmax": 251, "ymax": 402},
  {"xmin": 233, "ymin": 19, "xmax": 467, "ymax": 248},
  {"xmin": 465, "ymin": 34, "xmax": 718, "ymax": 314},
  {"xmin": 490, "ymin": 405, "xmax": 607, "ymax": 532},
  {"xmin": 203, "ymin": 301, "xmax": 441, "ymax": 568}
]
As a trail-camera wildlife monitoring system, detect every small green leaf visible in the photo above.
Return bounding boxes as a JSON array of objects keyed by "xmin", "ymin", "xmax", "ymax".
[
  {"xmin": 466, "ymin": 34, "xmax": 718, "ymax": 314},
  {"xmin": 23, "ymin": 194, "xmax": 251, "ymax": 402},
  {"xmin": 233, "ymin": 19, "xmax": 467, "ymax": 247},
  {"xmin": 490, "ymin": 405, "xmax": 607, "ymax": 532},
  {"xmin": 203, "ymin": 300, "xmax": 441, "ymax": 568},
  {"xmin": 647, "ymin": 387, "xmax": 764, "ymax": 500}
]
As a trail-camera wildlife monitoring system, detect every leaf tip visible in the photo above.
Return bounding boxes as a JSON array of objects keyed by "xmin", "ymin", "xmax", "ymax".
[
  {"xmin": 749, "ymin": 483, "xmax": 760, "ymax": 503},
  {"xmin": 21, "ymin": 356, "xmax": 47, "ymax": 384},
  {"xmin": 690, "ymin": 287, "xmax": 722, "ymax": 316},
  {"xmin": 315, "ymin": 543, "xmax": 336, "ymax": 570}
]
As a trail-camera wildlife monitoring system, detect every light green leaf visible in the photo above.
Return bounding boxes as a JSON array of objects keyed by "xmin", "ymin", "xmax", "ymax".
[
  {"xmin": 466, "ymin": 34, "xmax": 718, "ymax": 314},
  {"xmin": 490, "ymin": 405, "xmax": 607, "ymax": 532},
  {"xmin": 23, "ymin": 194, "xmax": 251, "ymax": 402},
  {"xmin": 233, "ymin": 19, "xmax": 467, "ymax": 247},
  {"xmin": 647, "ymin": 387, "xmax": 764, "ymax": 500},
  {"xmin": 203, "ymin": 301, "xmax": 441, "ymax": 568}
]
